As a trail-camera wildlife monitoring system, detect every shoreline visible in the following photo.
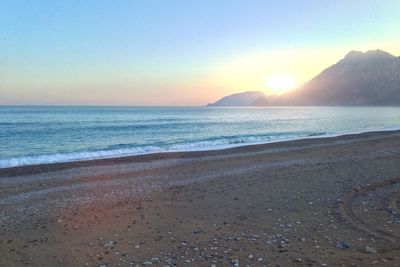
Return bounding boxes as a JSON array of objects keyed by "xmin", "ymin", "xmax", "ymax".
[{"xmin": 1, "ymin": 128, "xmax": 399, "ymax": 176}]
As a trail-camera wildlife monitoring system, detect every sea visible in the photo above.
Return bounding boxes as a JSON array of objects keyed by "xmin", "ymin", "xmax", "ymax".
[{"xmin": 0, "ymin": 106, "xmax": 399, "ymax": 168}]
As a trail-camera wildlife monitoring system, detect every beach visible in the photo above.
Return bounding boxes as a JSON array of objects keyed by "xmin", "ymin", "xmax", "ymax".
[{"xmin": 0, "ymin": 130, "xmax": 400, "ymax": 266}]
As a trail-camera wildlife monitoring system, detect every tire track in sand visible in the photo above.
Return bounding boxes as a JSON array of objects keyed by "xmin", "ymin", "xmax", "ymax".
[{"xmin": 338, "ymin": 177, "xmax": 400, "ymax": 244}]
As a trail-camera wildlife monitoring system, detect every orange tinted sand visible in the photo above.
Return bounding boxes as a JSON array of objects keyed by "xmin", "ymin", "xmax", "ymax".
[{"xmin": 0, "ymin": 131, "xmax": 400, "ymax": 266}]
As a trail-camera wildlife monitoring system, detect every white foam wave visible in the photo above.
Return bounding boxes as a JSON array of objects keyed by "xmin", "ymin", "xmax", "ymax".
[
  {"xmin": 0, "ymin": 146, "xmax": 161, "ymax": 169},
  {"xmin": 0, "ymin": 134, "xmax": 293, "ymax": 168},
  {"xmin": 3, "ymin": 127, "xmax": 398, "ymax": 169}
]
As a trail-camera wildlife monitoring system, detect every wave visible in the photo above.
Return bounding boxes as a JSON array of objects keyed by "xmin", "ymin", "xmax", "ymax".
[
  {"xmin": 0, "ymin": 131, "xmax": 326, "ymax": 169},
  {"xmin": 0, "ymin": 146, "xmax": 162, "ymax": 169}
]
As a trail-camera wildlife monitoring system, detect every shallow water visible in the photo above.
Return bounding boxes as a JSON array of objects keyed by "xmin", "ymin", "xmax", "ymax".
[{"xmin": 0, "ymin": 106, "xmax": 399, "ymax": 168}]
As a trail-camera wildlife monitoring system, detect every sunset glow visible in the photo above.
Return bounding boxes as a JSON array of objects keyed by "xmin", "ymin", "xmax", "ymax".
[
  {"xmin": 0, "ymin": 1, "xmax": 399, "ymax": 105},
  {"xmin": 265, "ymin": 74, "xmax": 297, "ymax": 95}
]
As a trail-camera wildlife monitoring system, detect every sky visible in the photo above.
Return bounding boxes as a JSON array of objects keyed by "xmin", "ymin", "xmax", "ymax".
[{"xmin": 0, "ymin": 0, "xmax": 399, "ymax": 106}]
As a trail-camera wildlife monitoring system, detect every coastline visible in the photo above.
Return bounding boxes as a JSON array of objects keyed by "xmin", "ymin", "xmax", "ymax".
[
  {"xmin": 1, "ymin": 124, "xmax": 400, "ymax": 170},
  {"xmin": 1, "ymin": 129, "xmax": 400, "ymax": 266},
  {"xmin": 1, "ymin": 128, "xmax": 399, "ymax": 176}
]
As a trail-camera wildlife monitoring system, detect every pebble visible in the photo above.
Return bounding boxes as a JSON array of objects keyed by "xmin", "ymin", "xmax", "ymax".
[
  {"xmin": 142, "ymin": 260, "xmax": 152, "ymax": 265},
  {"xmin": 104, "ymin": 241, "xmax": 115, "ymax": 248},
  {"xmin": 364, "ymin": 246, "xmax": 377, "ymax": 254},
  {"xmin": 336, "ymin": 241, "xmax": 350, "ymax": 249},
  {"xmin": 231, "ymin": 259, "xmax": 239, "ymax": 267},
  {"xmin": 192, "ymin": 228, "xmax": 200, "ymax": 234}
]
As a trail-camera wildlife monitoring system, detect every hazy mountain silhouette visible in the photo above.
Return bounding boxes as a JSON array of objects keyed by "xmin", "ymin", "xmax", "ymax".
[
  {"xmin": 207, "ymin": 91, "xmax": 271, "ymax": 107},
  {"xmin": 207, "ymin": 49, "xmax": 400, "ymax": 106}
]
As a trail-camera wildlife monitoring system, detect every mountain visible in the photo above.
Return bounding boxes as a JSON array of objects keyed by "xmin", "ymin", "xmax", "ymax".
[
  {"xmin": 286, "ymin": 49, "xmax": 400, "ymax": 105},
  {"xmin": 207, "ymin": 49, "xmax": 400, "ymax": 106},
  {"xmin": 206, "ymin": 91, "xmax": 269, "ymax": 107}
]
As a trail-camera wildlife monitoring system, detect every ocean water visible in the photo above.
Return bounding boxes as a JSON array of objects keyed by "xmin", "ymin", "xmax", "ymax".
[{"xmin": 0, "ymin": 106, "xmax": 399, "ymax": 168}]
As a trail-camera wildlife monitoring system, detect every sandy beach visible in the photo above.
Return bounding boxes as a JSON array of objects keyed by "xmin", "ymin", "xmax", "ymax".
[{"xmin": 1, "ymin": 130, "xmax": 400, "ymax": 267}]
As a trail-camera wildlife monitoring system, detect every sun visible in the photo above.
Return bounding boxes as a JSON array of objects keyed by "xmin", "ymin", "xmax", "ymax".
[{"xmin": 264, "ymin": 74, "xmax": 297, "ymax": 95}]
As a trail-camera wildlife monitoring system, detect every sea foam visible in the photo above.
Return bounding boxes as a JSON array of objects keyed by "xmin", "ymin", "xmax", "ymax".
[{"xmin": 0, "ymin": 132, "xmax": 324, "ymax": 168}]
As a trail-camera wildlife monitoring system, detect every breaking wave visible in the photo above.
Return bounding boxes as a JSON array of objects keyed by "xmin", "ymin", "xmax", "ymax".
[{"xmin": 0, "ymin": 131, "xmax": 325, "ymax": 169}]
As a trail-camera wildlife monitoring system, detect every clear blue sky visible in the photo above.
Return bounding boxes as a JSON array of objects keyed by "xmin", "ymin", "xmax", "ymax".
[{"xmin": 1, "ymin": 0, "xmax": 399, "ymax": 105}]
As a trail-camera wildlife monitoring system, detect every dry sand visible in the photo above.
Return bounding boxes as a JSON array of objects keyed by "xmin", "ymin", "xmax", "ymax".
[{"xmin": 0, "ymin": 130, "xmax": 400, "ymax": 266}]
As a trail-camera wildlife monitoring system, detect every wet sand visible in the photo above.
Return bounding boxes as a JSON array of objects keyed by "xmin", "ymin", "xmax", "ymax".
[{"xmin": 0, "ymin": 130, "xmax": 400, "ymax": 266}]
